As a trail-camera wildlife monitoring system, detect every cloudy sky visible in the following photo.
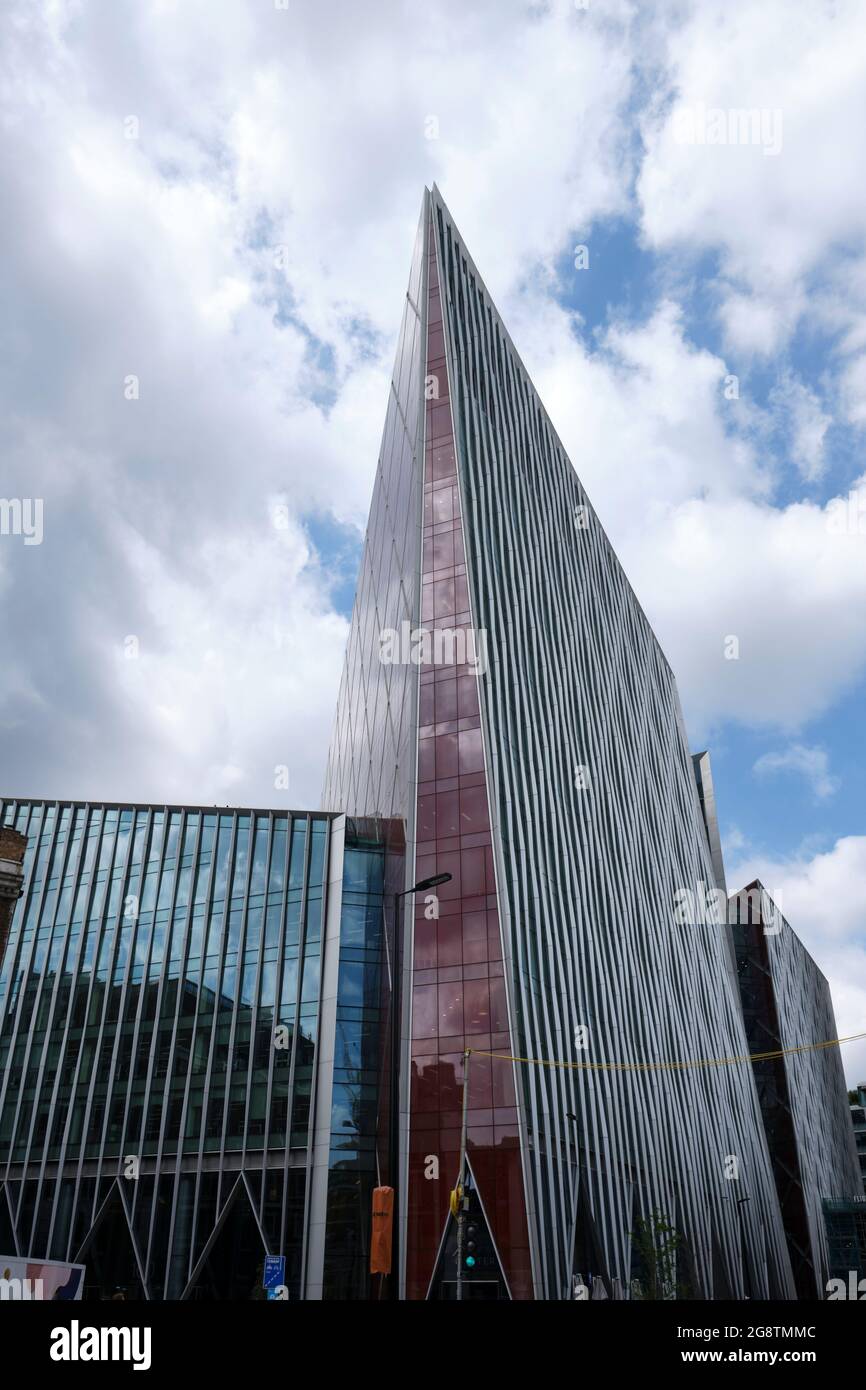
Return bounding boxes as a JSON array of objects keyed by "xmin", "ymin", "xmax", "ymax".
[{"xmin": 1, "ymin": 0, "xmax": 864, "ymax": 1080}]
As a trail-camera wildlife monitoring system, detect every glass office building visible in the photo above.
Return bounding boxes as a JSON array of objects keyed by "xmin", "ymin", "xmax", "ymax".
[
  {"xmin": 323, "ymin": 186, "xmax": 810, "ymax": 1300},
  {"xmin": 852, "ymin": 1087, "xmax": 866, "ymax": 1196},
  {"xmin": 823, "ymin": 1198, "xmax": 866, "ymax": 1283},
  {"xmin": 732, "ymin": 882, "xmax": 862, "ymax": 1297},
  {"xmin": 2, "ymin": 192, "xmax": 857, "ymax": 1304},
  {"xmin": 0, "ymin": 799, "xmax": 389, "ymax": 1300}
]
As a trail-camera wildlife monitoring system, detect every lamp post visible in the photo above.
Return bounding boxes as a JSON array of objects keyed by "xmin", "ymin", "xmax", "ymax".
[
  {"xmin": 389, "ymin": 870, "xmax": 451, "ymax": 1299},
  {"xmin": 736, "ymin": 1194, "xmax": 752, "ymax": 1300},
  {"xmin": 456, "ymin": 1047, "xmax": 472, "ymax": 1302}
]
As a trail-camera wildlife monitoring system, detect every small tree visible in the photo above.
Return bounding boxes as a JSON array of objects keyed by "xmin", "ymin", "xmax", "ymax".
[{"xmin": 629, "ymin": 1210, "xmax": 683, "ymax": 1300}]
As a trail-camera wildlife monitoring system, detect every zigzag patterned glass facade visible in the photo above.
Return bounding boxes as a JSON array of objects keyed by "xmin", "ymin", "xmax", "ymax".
[
  {"xmin": 323, "ymin": 187, "xmax": 802, "ymax": 1300},
  {"xmin": 0, "ymin": 798, "xmax": 387, "ymax": 1300},
  {"xmin": 322, "ymin": 200, "xmax": 426, "ymax": 827}
]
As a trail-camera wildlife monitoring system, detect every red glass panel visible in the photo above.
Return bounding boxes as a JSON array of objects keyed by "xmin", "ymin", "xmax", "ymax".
[
  {"xmin": 459, "ymin": 783, "xmax": 490, "ymax": 833},
  {"xmin": 430, "ymin": 733, "xmax": 456, "ymax": 782},
  {"xmin": 406, "ymin": 209, "xmax": 533, "ymax": 1302},
  {"xmin": 432, "ymin": 488, "xmax": 454, "ymax": 524},
  {"xmin": 432, "ymin": 442, "xmax": 455, "ymax": 479},
  {"xmin": 457, "ymin": 727, "xmax": 485, "ymax": 774},
  {"xmin": 438, "ymin": 982, "xmax": 463, "ymax": 1037},
  {"xmin": 460, "ymin": 847, "xmax": 486, "ymax": 897},
  {"xmin": 427, "ymin": 326, "xmax": 445, "ymax": 359},
  {"xmin": 457, "ymin": 673, "xmax": 479, "ymax": 718},
  {"xmin": 413, "ymin": 1057, "xmax": 440, "ymax": 1112},
  {"xmin": 434, "ymin": 681, "xmax": 458, "ymax": 723},
  {"xmin": 435, "ymin": 789, "xmax": 459, "ymax": 838},
  {"xmin": 418, "ymin": 682, "xmax": 435, "ymax": 729},
  {"xmin": 416, "ymin": 794, "xmax": 435, "ymax": 840},
  {"xmin": 432, "ymin": 530, "xmax": 455, "ymax": 570},
  {"xmin": 463, "ymin": 977, "xmax": 491, "ymax": 1034},
  {"xmin": 414, "ymin": 916, "xmax": 437, "ymax": 970},
  {"xmin": 436, "ymin": 914, "xmax": 462, "ymax": 967},
  {"xmin": 417, "ymin": 737, "xmax": 435, "ymax": 783},
  {"xmin": 412, "ymin": 984, "xmax": 438, "ymax": 1039}
]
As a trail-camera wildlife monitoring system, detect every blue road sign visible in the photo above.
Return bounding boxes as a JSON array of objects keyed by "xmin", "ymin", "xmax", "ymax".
[{"xmin": 263, "ymin": 1255, "xmax": 285, "ymax": 1290}]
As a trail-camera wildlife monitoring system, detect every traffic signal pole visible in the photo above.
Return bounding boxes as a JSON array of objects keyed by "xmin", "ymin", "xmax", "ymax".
[
  {"xmin": 456, "ymin": 1047, "xmax": 471, "ymax": 1302},
  {"xmin": 389, "ymin": 872, "xmax": 452, "ymax": 1300}
]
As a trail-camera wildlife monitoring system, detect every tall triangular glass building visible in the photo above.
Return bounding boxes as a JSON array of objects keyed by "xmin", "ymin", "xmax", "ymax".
[
  {"xmin": 323, "ymin": 187, "xmax": 798, "ymax": 1301},
  {"xmin": 0, "ymin": 191, "xmax": 856, "ymax": 1303}
]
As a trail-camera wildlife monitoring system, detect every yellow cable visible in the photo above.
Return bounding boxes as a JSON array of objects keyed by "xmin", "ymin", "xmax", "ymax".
[{"xmin": 466, "ymin": 1029, "xmax": 866, "ymax": 1074}]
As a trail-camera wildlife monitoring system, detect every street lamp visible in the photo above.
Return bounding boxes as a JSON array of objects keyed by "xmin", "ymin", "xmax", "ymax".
[
  {"xmin": 403, "ymin": 873, "xmax": 453, "ymax": 894},
  {"xmin": 736, "ymin": 1194, "xmax": 752, "ymax": 1300},
  {"xmin": 388, "ymin": 870, "xmax": 452, "ymax": 1298}
]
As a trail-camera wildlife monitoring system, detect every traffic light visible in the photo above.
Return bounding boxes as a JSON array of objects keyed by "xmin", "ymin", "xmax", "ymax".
[
  {"xmin": 464, "ymin": 1221, "xmax": 478, "ymax": 1269},
  {"xmin": 429, "ymin": 1170, "xmax": 508, "ymax": 1297}
]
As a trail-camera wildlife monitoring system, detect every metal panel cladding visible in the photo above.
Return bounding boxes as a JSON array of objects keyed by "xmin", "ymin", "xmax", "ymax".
[
  {"xmin": 0, "ymin": 798, "xmax": 330, "ymax": 1299},
  {"xmin": 428, "ymin": 185, "xmax": 795, "ymax": 1301}
]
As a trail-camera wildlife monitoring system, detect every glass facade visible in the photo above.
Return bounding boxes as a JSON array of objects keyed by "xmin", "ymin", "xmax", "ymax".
[
  {"xmin": 319, "ymin": 819, "xmax": 387, "ymax": 1299},
  {"xmin": 0, "ymin": 798, "xmax": 379, "ymax": 1300},
  {"xmin": 823, "ymin": 1199, "xmax": 866, "ymax": 1282},
  {"xmin": 426, "ymin": 187, "xmax": 802, "ymax": 1300},
  {"xmin": 406, "ymin": 212, "xmax": 532, "ymax": 1300},
  {"xmin": 732, "ymin": 883, "xmax": 862, "ymax": 1297},
  {"xmin": 321, "ymin": 198, "xmax": 426, "ymax": 828},
  {"xmin": 3, "ymin": 192, "xmax": 853, "ymax": 1305},
  {"xmin": 321, "ymin": 187, "xmax": 820, "ymax": 1300}
]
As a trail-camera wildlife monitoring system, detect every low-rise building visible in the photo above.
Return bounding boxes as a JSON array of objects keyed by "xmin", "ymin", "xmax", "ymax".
[
  {"xmin": 731, "ymin": 882, "xmax": 862, "ymax": 1298},
  {"xmin": 0, "ymin": 798, "xmax": 395, "ymax": 1300}
]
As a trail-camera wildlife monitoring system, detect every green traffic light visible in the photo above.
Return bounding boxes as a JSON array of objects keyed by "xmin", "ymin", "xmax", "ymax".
[{"xmin": 465, "ymin": 1255, "xmax": 476, "ymax": 1267}]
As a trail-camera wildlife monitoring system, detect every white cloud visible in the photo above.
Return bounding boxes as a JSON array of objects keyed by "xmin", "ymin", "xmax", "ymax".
[
  {"xmin": 638, "ymin": 0, "xmax": 866, "ymax": 362},
  {"xmin": 719, "ymin": 290, "xmax": 806, "ymax": 360},
  {"xmin": 511, "ymin": 287, "xmax": 866, "ymax": 735},
  {"xmin": 628, "ymin": 477, "xmax": 866, "ymax": 737},
  {"xmin": 753, "ymin": 744, "xmax": 839, "ymax": 801},
  {"xmin": 106, "ymin": 514, "xmax": 349, "ymax": 808},
  {"xmin": 1, "ymin": 0, "xmax": 865, "ymax": 819},
  {"xmin": 0, "ymin": 0, "xmax": 640, "ymax": 807},
  {"xmin": 509, "ymin": 294, "xmax": 773, "ymax": 519},
  {"xmin": 769, "ymin": 372, "xmax": 832, "ymax": 482},
  {"xmin": 722, "ymin": 824, "xmax": 747, "ymax": 858}
]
